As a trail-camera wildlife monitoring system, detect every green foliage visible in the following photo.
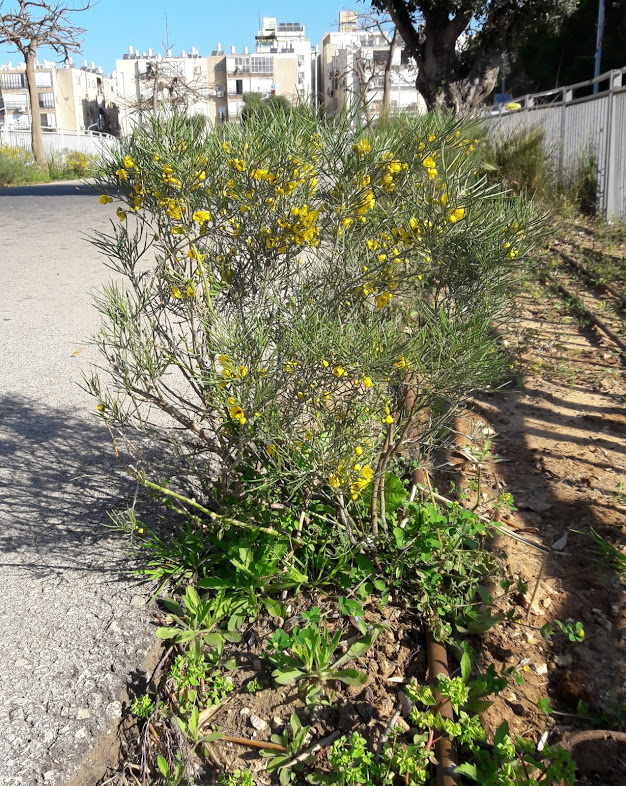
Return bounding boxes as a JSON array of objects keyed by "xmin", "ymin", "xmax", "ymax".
[
  {"xmin": 308, "ymin": 730, "xmax": 433, "ymax": 786},
  {"xmin": 90, "ymin": 109, "xmax": 541, "ymax": 539},
  {"xmin": 219, "ymin": 770, "xmax": 256, "ymax": 786},
  {"xmin": 482, "ymin": 127, "xmax": 553, "ymax": 201},
  {"xmin": 405, "ymin": 658, "xmax": 576, "ymax": 785},
  {"xmin": 378, "ymin": 500, "xmax": 503, "ymax": 639},
  {"xmin": 48, "ymin": 149, "xmax": 95, "ymax": 180},
  {"xmin": 131, "ymin": 693, "xmax": 154, "ymax": 718},
  {"xmin": 155, "ymin": 586, "xmax": 241, "ymax": 657},
  {"xmin": 0, "ymin": 144, "xmax": 48, "ymax": 186},
  {"xmin": 267, "ymin": 620, "xmax": 373, "ymax": 705},
  {"xmin": 369, "ymin": 0, "xmax": 577, "ymax": 110},
  {"xmin": 260, "ymin": 712, "xmax": 310, "ymax": 785},
  {"xmin": 587, "ymin": 527, "xmax": 626, "ymax": 580}
]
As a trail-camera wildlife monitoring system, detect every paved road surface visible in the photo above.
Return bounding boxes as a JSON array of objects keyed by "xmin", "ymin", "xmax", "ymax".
[{"xmin": 0, "ymin": 182, "xmax": 155, "ymax": 785}]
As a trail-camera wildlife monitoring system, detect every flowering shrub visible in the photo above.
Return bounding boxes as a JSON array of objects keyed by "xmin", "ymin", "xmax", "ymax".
[
  {"xmin": 0, "ymin": 143, "xmax": 48, "ymax": 185},
  {"xmin": 89, "ymin": 109, "xmax": 541, "ymax": 536}
]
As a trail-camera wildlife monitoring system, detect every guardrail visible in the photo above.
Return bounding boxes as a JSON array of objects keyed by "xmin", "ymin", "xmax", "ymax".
[{"xmin": 483, "ymin": 66, "xmax": 626, "ymax": 222}]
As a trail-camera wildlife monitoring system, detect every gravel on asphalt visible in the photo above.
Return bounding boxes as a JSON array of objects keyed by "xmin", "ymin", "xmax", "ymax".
[{"xmin": 0, "ymin": 182, "xmax": 157, "ymax": 786}]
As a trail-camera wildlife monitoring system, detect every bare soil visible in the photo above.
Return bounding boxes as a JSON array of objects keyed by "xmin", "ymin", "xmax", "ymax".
[{"xmin": 440, "ymin": 251, "xmax": 626, "ymax": 782}]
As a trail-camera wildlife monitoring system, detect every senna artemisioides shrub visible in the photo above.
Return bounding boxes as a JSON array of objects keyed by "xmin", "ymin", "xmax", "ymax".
[{"xmin": 89, "ymin": 108, "xmax": 540, "ymax": 537}]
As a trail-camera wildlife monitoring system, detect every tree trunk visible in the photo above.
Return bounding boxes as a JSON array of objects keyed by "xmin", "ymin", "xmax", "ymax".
[
  {"xmin": 24, "ymin": 48, "xmax": 48, "ymax": 172},
  {"xmin": 381, "ymin": 28, "xmax": 398, "ymax": 118}
]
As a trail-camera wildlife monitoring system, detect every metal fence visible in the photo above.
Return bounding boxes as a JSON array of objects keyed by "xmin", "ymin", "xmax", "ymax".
[
  {"xmin": 0, "ymin": 126, "xmax": 119, "ymax": 158},
  {"xmin": 484, "ymin": 66, "xmax": 626, "ymax": 222}
]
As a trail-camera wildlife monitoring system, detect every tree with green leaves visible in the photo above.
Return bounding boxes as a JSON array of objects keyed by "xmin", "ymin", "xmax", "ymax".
[{"xmin": 370, "ymin": 0, "xmax": 579, "ymax": 111}]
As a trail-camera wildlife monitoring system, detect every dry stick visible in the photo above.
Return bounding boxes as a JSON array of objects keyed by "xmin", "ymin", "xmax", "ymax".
[
  {"xmin": 544, "ymin": 271, "xmax": 626, "ymax": 355},
  {"xmin": 552, "ymin": 245, "xmax": 626, "ymax": 309},
  {"xmin": 525, "ymin": 552, "xmax": 549, "ymax": 622},
  {"xmin": 219, "ymin": 734, "xmax": 286, "ymax": 752},
  {"xmin": 375, "ymin": 705, "xmax": 401, "ymax": 760},
  {"xmin": 129, "ymin": 467, "xmax": 302, "ymax": 545},
  {"xmin": 280, "ymin": 728, "xmax": 345, "ymax": 769}
]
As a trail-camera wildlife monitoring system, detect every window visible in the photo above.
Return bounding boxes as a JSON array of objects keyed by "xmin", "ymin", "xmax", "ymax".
[
  {"xmin": 236, "ymin": 79, "xmax": 243, "ymax": 95},
  {"xmin": 1, "ymin": 72, "xmax": 26, "ymax": 89},
  {"xmin": 401, "ymin": 48, "xmax": 410, "ymax": 66},
  {"xmin": 35, "ymin": 71, "xmax": 52, "ymax": 87},
  {"xmin": 41, "ymin": 112, "xmax": 56, "ymax": 128},
  {"xmin": 194, "ymin": 65, "xmax": 202, "ymax": 75},
  {"xmin": 250, "ymin": 56, "xmax": 272, "ymax": 74},
  {"xmin": 373, "ymin": 50, "xmax": 389, "ymax": 65},
  {"xmin": 215, "ymin": 60, "xmax": 225, "ymax": 71},
  {"xmin": 3, "ymin": 92, "xmax": 28, "ymax": 109},
  {"xmin": 38, "ymin": 92, "xmax": 54, "ymax": 108}
]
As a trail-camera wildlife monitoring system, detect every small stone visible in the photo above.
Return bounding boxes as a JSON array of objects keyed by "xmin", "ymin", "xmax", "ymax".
[
  {"xmin": 511, "ymin": 702, "xmax": 525, "ymax": 716},
  {"xmin": 397, "ymin": 691, "xmax": 413, "ymax": 719},
  {"xmin": 249, "ymin": 713, "xmax": 268, "ymax": 731},
  {"xmin": 542, "ymin": 597, "xmax": 552, "ymax": 609},
  {"xmin": 272, "ymin": 716, "xmax": 283, "ymax": 728},
  {"xmin": 75, "ymin": 727, "xmax": 88, "ymax": 739},
  {"xmin": 240, "ymin": 707, "xmax": 250, "ymax": 716},
  {"xmin": 554, "ymin": 653, "xmax": 573, "ymax": 668},
  {"xmin": 43, "ymin": 772, "xmax": 55, "ymax": 782},
  {"xmin": 252, "ymin": 658, "xmax": 263, "ymax": 671},
  {"xmin": 15, "ymin": 658, "xmax": 29, "ymax": 669},
  {"xmin": 105, "ymin": 701, "xmax": 122, "ymax": 720},
  {"xmin": 77, "ymin": 708, "xmax": 90, "ymax": 720},
  {"xmin": 130, "ymin": 594, "xmax": 145, "ymax": 607},
  {"xmin": 534, "ymin": 663, "xmax": 548, "ymax": 677},
  {"xmin": 610, "ymin": 604, "xmax": 620, "ymax": 616}
]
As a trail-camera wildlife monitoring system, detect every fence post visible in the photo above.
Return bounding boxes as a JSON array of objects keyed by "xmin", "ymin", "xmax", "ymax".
[
  {"xmin": 558, "ymin": 88, "xmax": 572, "ymax": 190},
  {"xmin": 604, "ymin": 70, "xmax": 622, "ymax": 221}
]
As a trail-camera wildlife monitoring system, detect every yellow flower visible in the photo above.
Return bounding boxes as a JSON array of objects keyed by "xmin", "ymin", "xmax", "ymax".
[
  {"xmin": 171, "ymin": 286, "xmax": 182, "ymax": 299},
  {"xmin": 376, "ymin": 291, "xmax": 392, "ymax": 309},
  {"xmin": 163, "ymin": 163, "xmax": 174, "ymax": 175},
  {"xmin": 394, "ymin": 357, "xmax": 406, "ymax": 369},
  {"xmin": 227, "ymin": 397, "xmax": 246, "ymax": 425},
  {"xmin": 361, "ymin": 465, "xmax": 373, "ymax": 482},
  {"xmin": 422, "ymin": 156, "xmax": 436, "ymax": 169},
  {"xmin": 449, "ymin": 207, "xmax": 465, "ymax": 223},
  {"xmin": 383, "ymin": 415, "xmax": 393, "ymax": 424},
  {"xmin": 193, "ymin": 210, "xmax": 212, "ymax": 224},
  {"xmin": 355, "ymin": 446, "xmax": 363, "ymax": 456},
  {"xmin": 428, "ymin": 133, "xmax": 436, "ymax": 142},
  {"xmin": 222, "ymin": 140, "xmax": 230, "ymax": 153},
  {"xmin": 362, "ymin": 376, "xmax": 373, "ymax": 388},
  {"xmin": 99, "ymin": 194, "xmax": 113, "ymax": 204},
  {"xmin": 266, "ymin": 444, "xmax": 277, "ymax": 456},
  {"xmin": 353, "ymin": 138, "xmax": 371, "ymax": 155},
  {"xmin": 116, "ymin": 207, "xmax": 126, "ymax": 221},
  {"xmin": 333, "ymin": 366, "xmax": 345, "ymax": 378},
  {"xmin": 116, "ymin": 168, "xmax": 128, "ymax": 180},
  {"xmin": 97, "ymin": 403, "xmax": 105, "ymax": 413},
  {"xmin": 185, "ymin": 284, "xmax": 195, "ymax": 298},
  {"xmin": 123, "ymin": 155, "xmax": 135, "ymax": 169},
  {"xmin": 427, "ymin": 168, "xmax": 438, "ymax": 180},
  {"xmin": 329, "ymin": 474, "xmax": 340, "ymax": 489}
]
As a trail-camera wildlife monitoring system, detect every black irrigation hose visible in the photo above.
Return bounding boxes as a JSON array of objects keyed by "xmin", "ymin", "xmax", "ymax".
[
  {"xmin": 544, "ymin": 271, "xmax": 626, "ymax": 356},
  {"xmin": 551, "ymin": 245, "xmax": 626, "ymax": 310}
]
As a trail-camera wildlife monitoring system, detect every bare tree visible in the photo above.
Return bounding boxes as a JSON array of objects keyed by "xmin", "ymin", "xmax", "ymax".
[
  {"xmin": 0, "ymin": 0, "xmax": 96, "ymax": 170},
  {"xmin": 126, "ymin": 59, "xmax": 211, "ymax": 120},
  {"xmin": 330, "ymin": 10, "xmax": 416, "ymax": 124}
]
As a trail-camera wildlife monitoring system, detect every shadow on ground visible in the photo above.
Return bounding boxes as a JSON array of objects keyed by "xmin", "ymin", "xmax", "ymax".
[
  {"xmin": 0, "ymin": 393, "xmax": 142, "ymax": 578},
  {"xmin": 0, "ymin": 181, "xmax": 98, "ymax": 198}
]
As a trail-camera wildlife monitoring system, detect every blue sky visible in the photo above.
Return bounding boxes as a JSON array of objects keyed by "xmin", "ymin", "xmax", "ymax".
[{"xmin": 0, "ymin": 1, "xmax": 351, "ymax": 74}]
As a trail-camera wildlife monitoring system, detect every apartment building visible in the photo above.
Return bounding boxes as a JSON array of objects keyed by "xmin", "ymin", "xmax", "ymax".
[
  {"xmin": 255, "ymin": 17, "xmax": 314, "ymax": 101},
  {"xmin": 0, "ymin": 59, "xmax": 119, "ymax": 135},
  {"xmin": 321, "ymin": 10, "xmax": 425, "ymax": 121},
  {"xmin": 115, "ymin": 46, "xmax": 219, "ymax": 135}
]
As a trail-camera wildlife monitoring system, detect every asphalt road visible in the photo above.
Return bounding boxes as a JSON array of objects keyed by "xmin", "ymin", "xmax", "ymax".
[{"xmin": 0, "ymin": 182, "xmax": 155, "ymax": 786}]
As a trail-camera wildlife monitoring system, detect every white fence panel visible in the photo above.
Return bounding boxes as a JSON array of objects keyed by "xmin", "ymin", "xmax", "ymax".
[
  {"xmin": 484, "ymin": 67, "xmax": 626, "ymax": 221},
  {"xmin": 0, "ymin": 127, "xmax": 119, "ymax": 158}
]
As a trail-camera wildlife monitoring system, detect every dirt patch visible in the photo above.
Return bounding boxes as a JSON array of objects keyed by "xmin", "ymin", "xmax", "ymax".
[{"xmin": 437, "ymin": 271, "xmax": 626, "ymax": 782}]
